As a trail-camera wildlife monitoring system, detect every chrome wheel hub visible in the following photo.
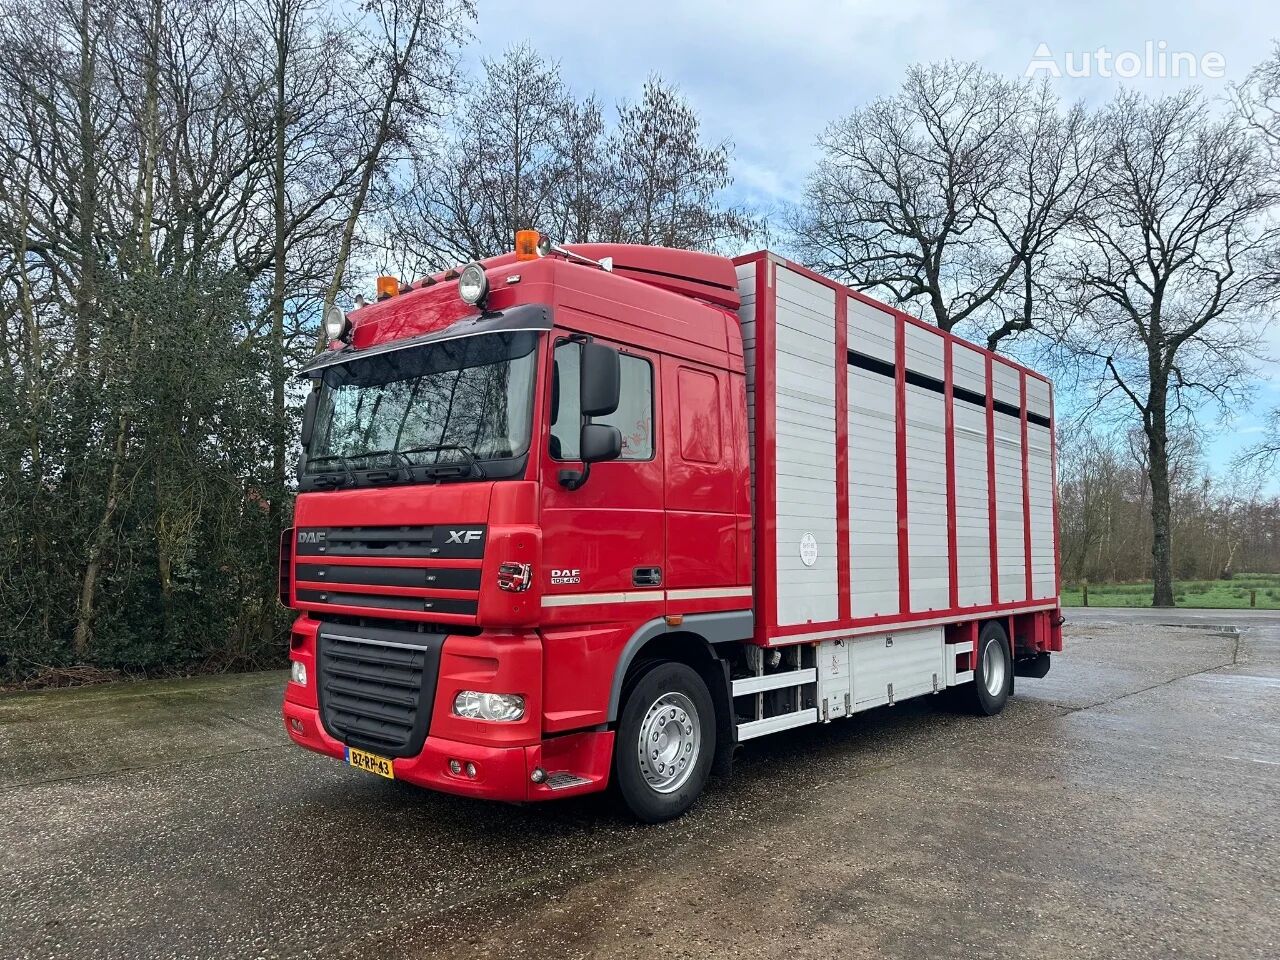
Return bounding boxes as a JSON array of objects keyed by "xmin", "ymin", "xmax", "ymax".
[
  {"xmin": 637, "ymin": 692, "xmax": 700, "ymax": 794},
  {"xmin": 983, "ymin": 637, "xmax": 1007, "ymax": 697}
]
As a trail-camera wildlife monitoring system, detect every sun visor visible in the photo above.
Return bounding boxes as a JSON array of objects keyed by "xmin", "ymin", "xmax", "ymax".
[{"xmin": 300, "ymin": 303, "xmax": 552, "ymax": 376}]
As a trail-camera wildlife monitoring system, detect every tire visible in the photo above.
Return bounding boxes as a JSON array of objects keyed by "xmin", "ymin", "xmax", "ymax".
[
  {"xmin": 967, "ymin": 621, "xmax": 1012, "ymax": 716},
  {"xmin": 613, "ymin": 661, "xmax": 716, "ymax": 823}
]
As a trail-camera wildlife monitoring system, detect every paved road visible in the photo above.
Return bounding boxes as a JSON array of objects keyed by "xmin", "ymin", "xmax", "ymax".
[{"xmin": 1, "ymin": 611, "xmax": 1277, "ymax": 960}]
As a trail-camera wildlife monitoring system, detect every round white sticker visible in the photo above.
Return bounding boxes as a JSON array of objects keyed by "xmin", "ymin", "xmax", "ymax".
[{"xmin": 799, "ymin": 533, "xmax": 818, "ymax": 567}]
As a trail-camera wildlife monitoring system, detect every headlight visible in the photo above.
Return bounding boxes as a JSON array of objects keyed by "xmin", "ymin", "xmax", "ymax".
[
  {"xmin": 290, "ymin": 660, "xmax": 307, "ymax": 686},
  {"xmin": 458, "ymin": 262, "xmax": 489, "ymax": 306},
  {"xmin": 453, "ymin": 690, "xmax": 525, "ymax": 722},
  {"xmin": 322, "ymin": 305, "xmax": 350, "ymax": 342}
]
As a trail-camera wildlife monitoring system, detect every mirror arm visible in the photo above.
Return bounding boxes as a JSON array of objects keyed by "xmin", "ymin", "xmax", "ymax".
[{"xmin": 558, "ymin": 463, "xmax": 590, "ymax": 490}]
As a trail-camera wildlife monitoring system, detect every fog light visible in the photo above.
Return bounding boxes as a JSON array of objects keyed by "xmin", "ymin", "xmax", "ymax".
[
  {"xmin": 453, "ymin": 691, "xmax": 525, "ymax": 722},
  {"xmin": 289, "ymin": 718, "xmax": 304, "ymax": 733},
  {"xmin": 449, "ymin": 759, "xmax": 462, "ymax": 775},
  {"xmin": 290, "ymin": 660, "xmax": 307, "ymax": 686},
  {"xmin": 464, "ymin": 762, "xmax": 477, "ymax": 779},
  {"xmin": 530, "ymin": 767, "xmax": 546, "ymax": 784}
]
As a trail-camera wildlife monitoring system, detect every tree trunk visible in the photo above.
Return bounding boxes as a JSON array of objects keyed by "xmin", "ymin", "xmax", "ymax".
[
  {"xmin": 72, "ymin": 406, "xmax": 129, "ymax": 655},
  {"xmin": 269, "ymin": 1, "xmax": 288, "ymax": 524},
  {"xmin": 1147, "ymin": 386, "xmax": 1175, "ymax": 607}
]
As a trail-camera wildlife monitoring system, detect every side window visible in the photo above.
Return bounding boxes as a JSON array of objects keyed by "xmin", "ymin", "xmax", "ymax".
[
  {"xmin": 550, "ymin": 340, "xmax": 654, "ymax": 461},
  {"xmin": 677, "ymin": 367, "xmax": 721, "ymax": 463}
]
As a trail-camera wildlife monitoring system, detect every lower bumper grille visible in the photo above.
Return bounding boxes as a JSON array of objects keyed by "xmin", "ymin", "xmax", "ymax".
[{"xmin": 316, "ymin": 622, "xmax": 445, "ymax": 758}]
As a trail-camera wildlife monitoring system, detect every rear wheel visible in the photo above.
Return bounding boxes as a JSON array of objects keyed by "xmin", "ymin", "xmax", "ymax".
[
  {"xmin": 613, "ymin": 662, "xmax": 715, "ymax": 823},
  {"xmin": 967, "ymin": 621, "xmax": 1012, "ymax": 716}
]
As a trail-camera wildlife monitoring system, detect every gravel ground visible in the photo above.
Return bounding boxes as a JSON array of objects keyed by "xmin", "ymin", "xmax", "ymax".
[{"xmin": 1, "ymin": 609, "xmax": 1277, "ymax": 960}]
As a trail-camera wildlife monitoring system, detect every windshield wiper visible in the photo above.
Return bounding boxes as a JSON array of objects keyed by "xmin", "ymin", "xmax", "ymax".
[
  {"xmin": 304, "ymin": 453, "xmax": 358, "ymax": 487},
  {"xmin": 397, "ymin": 444, "xmax": 487, "ymax": 479}
]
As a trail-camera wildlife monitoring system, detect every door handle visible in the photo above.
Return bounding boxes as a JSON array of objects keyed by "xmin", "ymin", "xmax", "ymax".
[{"xmin": 633, "ymin": 566, "xmax": 662, "ymax": 587}]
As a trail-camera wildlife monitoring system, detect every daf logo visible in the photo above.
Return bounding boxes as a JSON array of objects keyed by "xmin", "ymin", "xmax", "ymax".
[
  {"xmin": 297, "ymin": 531, "xmax": 326, "ymax": 544},
  {"xmin": 446, "ymin": 529, "xmax": 483, "ymax": 544}
]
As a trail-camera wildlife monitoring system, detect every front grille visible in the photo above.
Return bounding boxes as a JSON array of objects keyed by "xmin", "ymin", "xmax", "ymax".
[
  {"xmin": 298, "ymin": 589, "xmax": 477, "ymax": 616},
  {"xmin": 316, "ymin": 622, "xmax": 445, "ymax": 758},
  {"xmin": 293, "ymin": 525, "xmax": 485, "ymax": 622},
  {"xmin": 296, "ymin": 525, "xmax": 486, "ymax": 559},
  {"xmin": 295, "ymin": 563, "xmax": 481, "ymax": 591}
]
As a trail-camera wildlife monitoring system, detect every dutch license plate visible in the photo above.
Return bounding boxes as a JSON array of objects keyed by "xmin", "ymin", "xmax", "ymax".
[{"xmin": 345, "ymin": 746, "xmax": 395, "ymax": 779}]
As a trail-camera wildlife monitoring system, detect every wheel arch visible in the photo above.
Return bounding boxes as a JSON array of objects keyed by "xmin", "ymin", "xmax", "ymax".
[
  {"xmin": 608, "ymin": 611, "xmax": 751, "ymax": 777},
  {"xmin": 607, "ymin": 611, "xmax": 752, "ymax": 722}
]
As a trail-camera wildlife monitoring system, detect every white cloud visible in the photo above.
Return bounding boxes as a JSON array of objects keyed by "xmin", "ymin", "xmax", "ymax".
[{"xmin": 470, "ymin": 0, "xmax": 1279, "ymax": 210}]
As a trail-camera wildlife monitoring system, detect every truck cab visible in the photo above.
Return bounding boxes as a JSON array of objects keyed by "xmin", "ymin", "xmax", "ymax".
[{"xmin": 281, "ymin": 241, "xmax": 754, "ymax": 821}]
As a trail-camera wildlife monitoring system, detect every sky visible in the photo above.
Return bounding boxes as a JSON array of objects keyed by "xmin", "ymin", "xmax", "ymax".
[{"xmin": 464, "ymin": 0, "xmax": 1280, "ymax": 476}]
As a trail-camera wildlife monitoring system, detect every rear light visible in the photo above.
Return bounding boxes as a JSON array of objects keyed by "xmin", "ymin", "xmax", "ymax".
[
  {"xmin": 278, "ymin": 527, "xmax": 294, "ymax": 607},
  {"xmin": 496, "ymin": 561, "xmax": 532, "ymax": 592}
]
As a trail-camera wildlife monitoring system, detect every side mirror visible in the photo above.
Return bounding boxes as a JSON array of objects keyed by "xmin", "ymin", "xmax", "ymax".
[
  {"xmin": 300, "ymin": 389, "xmax": 320, "ymax": 448},
  {"xmin": 580, "ymin": 423, "xmax": 621, "ymax": 463},
  {"xmin": 559, "ymin": 424, "xmax": 621, "ymax": 490},
  {"xmin": 579, "ymin": 341, "xmax": 620, "ymax": 417}
]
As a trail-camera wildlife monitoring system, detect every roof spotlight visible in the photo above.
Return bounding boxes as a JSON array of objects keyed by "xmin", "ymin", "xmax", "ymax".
[
  {"xmin": 322, "ymin": 304, "xmax": 351, "ymax": 343},
  {"xmin": 458, "ymin": 262, "xmax": 489, "ymax": 307}
]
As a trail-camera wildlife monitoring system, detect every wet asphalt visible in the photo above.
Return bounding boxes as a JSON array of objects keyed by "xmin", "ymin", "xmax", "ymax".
[{"xmin": 1, "ymin": 609, "xmax": 1277, "ymax": 960}]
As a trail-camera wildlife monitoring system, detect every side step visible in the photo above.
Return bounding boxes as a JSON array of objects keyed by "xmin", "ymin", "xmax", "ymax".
[
  {"xmin": 736, "ymin": 707, "xmax": 819, "ymax": 741},
  {"xmin": 544, "ymin": 771, "xmax": 593, "ymax": 791},
  {"xmin": 731, "ymin": 667, "xmax": 816, "ymax": 697}
]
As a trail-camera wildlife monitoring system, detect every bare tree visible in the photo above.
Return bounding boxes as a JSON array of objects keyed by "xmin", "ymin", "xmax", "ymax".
[
  {"xmin": 1056, "ymin": 89, "xmax": 1280, "ymax": 606},
  {"xmin": 604, "ymin": 77, "xmax": 755, "ymax": 250},
  {"xmin": 318, "ymin": 0, "xmax": 474, "ymax": 331},
  {"xmin": 389, "ymin": 44, "xmax": 573, "ymax": 267},
  {"xmin": 793, "ymin": 61, "xmax": 1098, "ymax": 350},
  {"xmin": 383, "ymin": 56, "xmax": 755, "ymax": 273},
  {"xmin": 1234, "ymin": 40, "xmax": 1280, "ymax": 473}
]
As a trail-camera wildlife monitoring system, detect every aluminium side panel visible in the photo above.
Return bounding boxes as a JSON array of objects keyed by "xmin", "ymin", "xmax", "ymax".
[
  {"xmin": 847, "ymin": 297, "xmax": 900, "ymax": 618},
  {"xmin": 903, "ymin": 325, "xmax": 949, "ymax": 612},
  {"xmin": 772, "ymin": 266, "xmax": 839, "ymax": 625},
  {"xmin": 952, "ymin": 345, "xmax": 992, "ymax": 606},
  {"xmin": 991, "ymin": 360, "xmax": 1027, "ymax": 603},
  {"xmin": 1025, "ymin": 376, "xmax": 1056, "ymax": 600}
]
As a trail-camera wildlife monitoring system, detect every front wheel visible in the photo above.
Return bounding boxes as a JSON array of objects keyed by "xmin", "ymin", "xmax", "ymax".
[
  {"xmin": 966, "ymin": 621, "xmax": 1012, "ymax": 716},
  {"xmin": 613, "ymin": 662, "xmax": 715, "ymax": 823}
]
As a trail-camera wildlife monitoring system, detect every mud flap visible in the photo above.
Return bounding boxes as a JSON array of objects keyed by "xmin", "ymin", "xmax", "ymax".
[{"xmin": 1014, "ymin": 652, "xmax": 1051, "ymax": 679}]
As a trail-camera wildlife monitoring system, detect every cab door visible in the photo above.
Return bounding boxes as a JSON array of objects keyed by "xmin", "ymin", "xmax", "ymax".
[{"xmin": 539, "ymin": 334, "xmax": 665, "ymax": 616}]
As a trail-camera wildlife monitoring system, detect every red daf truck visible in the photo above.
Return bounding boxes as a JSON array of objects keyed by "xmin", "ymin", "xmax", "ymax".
[{"xmin": 280, "ymin": 233, "xmax": 1062, "ymax": 822}]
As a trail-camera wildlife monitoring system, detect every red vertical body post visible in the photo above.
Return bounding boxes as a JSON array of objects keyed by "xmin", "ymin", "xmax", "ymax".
[
  {"xmin": 835, "ymin": 295, "xmax": 851, "ymax": 622},
  {"xmin": 1020, "ymin": 373, "xmax": 1033, "ymax": 602},
  {"xmin": 755, "ymin": 256, "xmax": 778, "ymax": 640},
  {"xmin": 1048, "ymin": 381, "xmax": 1061, "ymax": 599},
  {"xmin": 944, "ymin": 339, "xmax": 959, "ymax": 611},
  {"xmin": 985, "ymin": 355, "xmax": 999, "ymax": 606},
  {"xmin": 894, "ymin": 314, "xmax": 910, "ymax": 614}
]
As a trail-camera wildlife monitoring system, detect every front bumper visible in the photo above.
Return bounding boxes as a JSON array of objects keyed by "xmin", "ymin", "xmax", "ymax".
[{"xmin": 283, "ymin": 701, "xmax": 612, "ymax": 801}]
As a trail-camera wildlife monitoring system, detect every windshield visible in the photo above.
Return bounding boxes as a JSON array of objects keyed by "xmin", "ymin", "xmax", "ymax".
[{"xmin": 303, "ymin": 331, "xmax": 539, "ymax": 487}]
